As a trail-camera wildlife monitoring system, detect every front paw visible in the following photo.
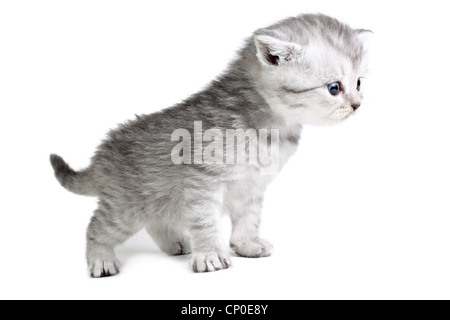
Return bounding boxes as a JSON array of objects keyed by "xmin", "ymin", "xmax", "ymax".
[
  {"xmin": 88, "ymin": 257, "xmax": 121, "ymax": 278},
  {"xmin": 190, "ymin": 252, "xmax": 232, "ymax": 273},
  {"xmin": 231, "ymin": 238, "xmax": 273, "ymax": 258}
]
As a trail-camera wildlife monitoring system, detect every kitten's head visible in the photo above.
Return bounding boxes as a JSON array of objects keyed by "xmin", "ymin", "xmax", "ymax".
[{"xmin": 250, "ymin": 14, "xmax": 371, "ymax": 126}]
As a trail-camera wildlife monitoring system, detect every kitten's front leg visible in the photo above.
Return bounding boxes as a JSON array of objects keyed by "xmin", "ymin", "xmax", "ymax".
[
  {"xmin": 226, "ymin": 184, "xmax": 273, "ymax": 258},
  {"xmin": 185, "ymin": 185, "xmax": 231, "ymax": 273}
]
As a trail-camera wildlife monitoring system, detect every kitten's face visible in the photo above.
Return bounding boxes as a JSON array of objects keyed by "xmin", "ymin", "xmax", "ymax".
[{"xmin": 253, "ymin": 16, "xmax": 371, "ymax": 126}]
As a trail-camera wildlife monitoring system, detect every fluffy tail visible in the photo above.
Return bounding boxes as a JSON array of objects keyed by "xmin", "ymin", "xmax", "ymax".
[{"xmin": 50, "ymin": 154, "xmax": 97, "ymax": 197}]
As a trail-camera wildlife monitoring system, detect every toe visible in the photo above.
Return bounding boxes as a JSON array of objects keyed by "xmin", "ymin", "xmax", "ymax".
[
  {"xmin": 89, "ymin": 259, "xmax": 120, "ymax": 278},
  {"xmin": 220, "ymin": 256, "xmax": 232, "ymax": 269},
  {"xmin": 191, "ymin": 253, "xmax": 231, "ymax": 273}
]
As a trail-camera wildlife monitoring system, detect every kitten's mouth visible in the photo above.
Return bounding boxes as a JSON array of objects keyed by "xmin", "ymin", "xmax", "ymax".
[
  {"xmin": 327, "ymin": 106, "xmax": 356, "ymax": 124},
  {"xmin": 330, "ymin": 106, "xmax": 353, "ymax": 119}
]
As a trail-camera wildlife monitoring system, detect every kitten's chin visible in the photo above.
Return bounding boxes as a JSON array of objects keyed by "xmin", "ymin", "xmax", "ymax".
[
  {"xmin": 325, "ymin": 107, "xmax": 355, "ymax": 125},
  {"xmin": 298, "ymin": 113, "xmax": 353, "ymax": 127},
  {"xmin": 271, "ymin": 103, "xmax": 355, "ymax": 127},
  {"xmin": 292, "ymin": 111, "xmax": 350, "ymax": 126}
]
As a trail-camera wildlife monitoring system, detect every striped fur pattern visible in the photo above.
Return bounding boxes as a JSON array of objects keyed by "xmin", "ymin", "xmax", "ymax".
[{"xmin": 50, "ymin": 14, "xmax": 370, "ymax": 277}]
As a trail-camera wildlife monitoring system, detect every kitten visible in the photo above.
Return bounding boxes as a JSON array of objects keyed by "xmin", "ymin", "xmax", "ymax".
[{"xmin": 50, "ymin": 14, "xmax": 371, "ymax": 277}]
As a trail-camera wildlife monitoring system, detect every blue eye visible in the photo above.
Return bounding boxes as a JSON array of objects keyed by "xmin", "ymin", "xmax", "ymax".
[
  {"xmin": 327, "ymin": 82, "xmax": 340, "ymax": 96},
  {"xmin": 357, "ymin": 79, "xmax": 362, "ymax": 91}
]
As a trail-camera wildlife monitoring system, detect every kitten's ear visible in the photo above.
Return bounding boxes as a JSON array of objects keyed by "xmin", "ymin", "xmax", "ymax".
[
  {"xmin": 254, "ymin": 31, "xmax": 302, "ymax": 67},
  {"xmin": 355, "ymin": 29, "xmax": 373, "ymax": 45}
]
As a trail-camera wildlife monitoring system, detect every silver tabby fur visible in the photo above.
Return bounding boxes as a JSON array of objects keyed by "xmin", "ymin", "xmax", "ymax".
[{"xmin": 50, "ymin": 14, "xmax": 370, "ymax": 277}]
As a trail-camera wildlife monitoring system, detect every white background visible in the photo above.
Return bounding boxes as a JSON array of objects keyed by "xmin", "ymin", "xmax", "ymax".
[{"xmin": 1, "ymin": 0, "xmax": 449, "ymax": 300}]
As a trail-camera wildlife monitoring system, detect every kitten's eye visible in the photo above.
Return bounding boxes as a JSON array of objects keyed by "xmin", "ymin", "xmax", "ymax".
[
  {"xmin": 327, "ymin": 82, "xmax": 341, "ymax": 96},
  {"xmin": 357, "ymin": 79, "xmax": 362, "ymax": 91}
]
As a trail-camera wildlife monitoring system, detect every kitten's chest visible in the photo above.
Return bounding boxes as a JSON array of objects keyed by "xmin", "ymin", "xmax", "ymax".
[
  {"xmin": 226, "ymin": 137, "xmax": 299, "ymax": 183},
  {"xmin": 278, "ymin": 138, "xmax": 299, "ymax": 168}
]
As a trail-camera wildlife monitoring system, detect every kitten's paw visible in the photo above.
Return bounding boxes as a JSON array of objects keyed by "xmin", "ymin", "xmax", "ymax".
[
  {"xmin": 165, "ymin": 239, "xmax": 192, "ymax": 256},
  {"xmin": 231, "ymin": 238, "xmax": 273, "ymax": 258},
  {"xmin": 190, "ymin": 252, "xmax": 231, "ymax": 273},
  {"xmin": 89, "ymin": 258, "xmax": 121, "ymax": 278}
]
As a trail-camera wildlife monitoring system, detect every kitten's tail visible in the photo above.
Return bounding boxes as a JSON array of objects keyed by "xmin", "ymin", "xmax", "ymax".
[{"xmin": 50, "ymin": 154, "xmax": 97, "ymax": 197}]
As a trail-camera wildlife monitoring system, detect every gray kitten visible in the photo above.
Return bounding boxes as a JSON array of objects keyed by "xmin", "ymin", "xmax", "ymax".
[{"xmin": 50, "ymin": 14, "xmax": 371, "ymax": 277}]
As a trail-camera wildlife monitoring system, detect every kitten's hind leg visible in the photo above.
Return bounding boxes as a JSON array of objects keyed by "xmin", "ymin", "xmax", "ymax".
[
  {"xmin": 146, "ymin": 222, "xmax": 191, "ymax": 256},
  {"xmin": 86, "ymin": 203, "xmax": 141, "ymax": 278}
]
